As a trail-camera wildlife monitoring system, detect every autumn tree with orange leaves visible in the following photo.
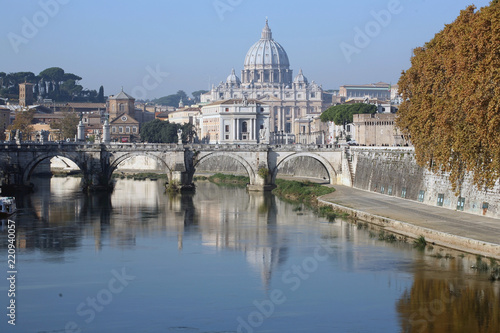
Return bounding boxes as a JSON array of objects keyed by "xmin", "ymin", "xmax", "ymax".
[{"xmin": 396, "ymin": 0, "xmax": 500, "ymax": 193}]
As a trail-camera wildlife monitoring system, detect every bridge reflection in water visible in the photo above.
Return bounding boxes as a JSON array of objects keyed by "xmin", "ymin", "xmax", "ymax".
[{"xmin": 2, "ymin": 176, "xmax": 498, "ymax": 332}]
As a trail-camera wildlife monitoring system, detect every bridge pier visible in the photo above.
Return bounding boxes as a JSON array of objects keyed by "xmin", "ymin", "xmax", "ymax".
[
  {"xmin": 81, "ymin": 172, "xmax": 114, "ymax": 192},
  {"xmin": 247, "ymin": 167, "xmax": 276, "ymax": 191},
  {"xmin": 170, "ymin": 171, "xmax": 195, "ymax": 191}
]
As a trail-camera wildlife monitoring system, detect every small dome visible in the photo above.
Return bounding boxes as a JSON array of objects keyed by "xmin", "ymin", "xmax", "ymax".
[
  {"xmin": 244, "ymin": 20, "xmax": 290, "ymax": 69},
  {"xmin": 294, "ymin": 69, "xmax": 308, "ymax": 84},
  {"xmin": 226, "ymin": 68, "xmax": 241, "ymax": 85}
]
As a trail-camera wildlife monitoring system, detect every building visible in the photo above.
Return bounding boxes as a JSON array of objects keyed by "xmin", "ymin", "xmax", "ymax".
[
  {"xmin": 41, "ymin": 102, "xmax": 107, "ymax": 113},
  {"xmin": 110, "ymin": 113, "xmax": 140, "ymax": 143},
  {"xmin": 200, "ymin": 98, "xmax": 270, "ymax": 144},
  {"xmin": 201, "ymin": 20, "xmax": 331, "ymax": 137},
  {"xmin": 105, "ymin": 89, "xmax": 153, "ymax": 142},
  {"xmin": 107, "ymin": 89, "xmax": 135, "ymax": 120},
  {"xmin": 339, "ymin": 82, "xmax": 391, "ymax": 101},
  {"xmin": 168, "ymin": 106, "xmax": 201, "ymax": 125},
  {"xmin": 19, "ymin": 82, "xmax": 34, "ymax": 107},
  {"xmin": 82, "ymin": 112, "xmax": 105, "ymax": 140},
  {"xmin": 352, "ymin": 113, "xmax": 409, "ymax": 146},
  {"xmin": 0, "ymin": 106, "xmax": 10, "ymax": 140}
]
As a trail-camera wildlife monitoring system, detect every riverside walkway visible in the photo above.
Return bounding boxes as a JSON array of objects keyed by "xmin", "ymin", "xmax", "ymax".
[{"xmin": 319, "ymin": 185, "xmax": 500, "ymax": 259}]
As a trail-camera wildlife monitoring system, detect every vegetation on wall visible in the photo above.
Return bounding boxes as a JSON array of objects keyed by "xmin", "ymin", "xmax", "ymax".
[{"xmin": 396, "ymin": 1, "xmax": 500, "ymax": 192}]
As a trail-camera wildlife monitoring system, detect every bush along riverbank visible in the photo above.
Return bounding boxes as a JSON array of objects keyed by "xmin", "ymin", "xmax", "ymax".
[
  {"xmin": 112, "ymin": 172, "xmax": 169, "ymax": 181},
  {"xmin": 194, "ymin": 173, "xmax": 249, "ymax": 188}
]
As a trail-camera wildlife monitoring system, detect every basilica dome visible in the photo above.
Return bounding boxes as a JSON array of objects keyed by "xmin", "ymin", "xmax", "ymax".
[
  {"xmin": 293, "ymin": 69, "xmax": 308, "ymax": 84},
  {"xmin": 243, "ymin": 20, "xmax": 290, "ymax": 69},
  {"xmin": 226, "ymin": 68, "xmax": 241, "ymax": 85},
  {"xmin": 241, "ymin": 20, "xmax": 293, "ymax": 86}
]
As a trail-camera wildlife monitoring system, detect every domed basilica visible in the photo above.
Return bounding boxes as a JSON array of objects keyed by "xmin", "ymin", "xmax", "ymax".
[{"xmin": 201, "ymin": 20, "xmax": 332, "ymax": 136}]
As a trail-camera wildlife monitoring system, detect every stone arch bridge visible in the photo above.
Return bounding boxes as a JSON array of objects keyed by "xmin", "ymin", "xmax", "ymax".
[{"xmin": 0, "ymin": 142, "xmax": 350, "ymax": 191}]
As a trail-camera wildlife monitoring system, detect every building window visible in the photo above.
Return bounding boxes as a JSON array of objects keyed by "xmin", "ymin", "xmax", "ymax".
[
  {"xmin": 225, "ymin": 108, "xmax": 229, "ymax": 112},
  {"xmin": 482, "ymin": 202, "xmax": 489, "ymax": 215},
  {"xmin": 119, "ymin": 104, "xmax": 125, "ymax": 112},
  {"xmin": 225, "ymin": 125, "xmax": 229, "ymax": 132},
  {"xmin": 112, "ymin": 127, "xmax": 116, "ymax": 133},
  {"xmin": 119, "ymin": 126, "xmax": 123, "ymax": 133},
  {"xmin": 437, "ymin": 194, "xmax": 444, "ymax": 206},
  {"xmin": 132, "ymin": 127, "xmax": 137, "ymax": 133},
  {"xmin": 225, "ymin": 135, "xmax": 229, "ymax": 140},
  {"xmin": 126, "ymin": 126, "xmax": 130, "ymax": 133},
  {"xmin": 457, "ymin": 197, "xmax": 465, "ymax": 211},
  {"xmin": 241, "ymin": 121, "xmax": 248, "ymax": 133},
  {"xmin": 418, "ymin": 190, "xmax": 425, "ymax": 202},
  {"xmin": 387, "ymin": 186, "xmax": 393, "ymax": 195}
]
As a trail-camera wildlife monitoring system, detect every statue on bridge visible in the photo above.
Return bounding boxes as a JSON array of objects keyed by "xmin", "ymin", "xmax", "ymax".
[
  {"xmin": 177, "ymin": 129, "xmax": 183, "ymax": 145},
  {"xmin": 15, "ymin": 130, "xmax": 22, "ymax": 144}
]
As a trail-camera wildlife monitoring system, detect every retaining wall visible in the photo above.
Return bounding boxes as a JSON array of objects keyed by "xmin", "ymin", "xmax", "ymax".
[{"xmin": 351, "ymin": 147, "xmax": 500, "ymax": 218}]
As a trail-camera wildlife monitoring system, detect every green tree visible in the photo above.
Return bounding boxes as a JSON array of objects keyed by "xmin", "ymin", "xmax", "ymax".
[
  {"xmin": 60, "ymin": 80, "xmax": 83, "ymax": 100},
  {"xmin": 39, "ymin": 67, "xmax": 65, "ymax": 93},
  {"xmin": 320, "ymin": 103, "xmax": 377, "ymax": 126},
  {"xmin": 396, "ymin": 1, "xmax": 500, "ymax": 192},
  {"xmin": 50, "ymin": 112, "xmax": 79, "ymax": 140},
  {"xmin": 181, "ymin": 122, "xmax": 195, "ymax": 143},
  {"xmin": 154, "ymin": 90, "xmax": 191, "ymax": 107},
  {"xmin": 154, "ymin": 94, "xmax": 180, "ymax": 107},
  {"xmin": 97, "ymin": 86, "xmax": 105, "ymax": 103},
  {"xmin": 192, "ymin": 90, "xmax": 208, "ymax": 103},
  {"xmin": 140, "ymin": 119, "xmax": 179, "ymax": 143}
]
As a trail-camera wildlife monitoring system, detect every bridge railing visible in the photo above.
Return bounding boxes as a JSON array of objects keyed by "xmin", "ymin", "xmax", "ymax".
[{"xmin": 0, "ymin": 141, "xmax": 345, "ymax": 152}]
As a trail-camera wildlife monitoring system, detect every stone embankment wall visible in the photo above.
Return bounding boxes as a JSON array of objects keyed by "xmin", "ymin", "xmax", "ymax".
[{"xmin": 350, "ymin": 147, "xmax": 500, "ymax": 218}]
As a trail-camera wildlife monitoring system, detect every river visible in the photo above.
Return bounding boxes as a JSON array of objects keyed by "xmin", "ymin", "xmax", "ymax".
[{"xmin": 1, "ymin": 176, "xmax": 499, "ymax": 333}]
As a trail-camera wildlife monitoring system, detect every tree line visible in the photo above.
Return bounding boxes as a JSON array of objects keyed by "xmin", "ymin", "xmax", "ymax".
[
  {"xmin": 320, "ymin": 103, "xmax": 377, "ymax": 126},
  {"xmin": 153, "ymin": 90, "xmax": 208, "ymax": 107},
  {"xmin": 0, "ymin": 67, "xmax": 104, "ymax": 103},
  {"xmin": 140, "ymin": 119, "xmax": 195, "ymax": 143}
]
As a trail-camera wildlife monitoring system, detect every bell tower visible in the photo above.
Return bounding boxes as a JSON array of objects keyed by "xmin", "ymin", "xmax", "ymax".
[{"xmin": 19, "ymin": 82, "xmax": 34, "ymax": 107}]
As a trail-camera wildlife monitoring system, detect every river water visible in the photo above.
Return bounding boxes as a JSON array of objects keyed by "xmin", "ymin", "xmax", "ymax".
[{"xmin": 1, "ymin": 177, "xmax": 499, "ymax": 333}]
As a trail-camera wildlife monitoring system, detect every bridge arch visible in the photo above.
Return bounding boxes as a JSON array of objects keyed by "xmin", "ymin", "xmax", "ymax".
[
  {"xmin": 107, "ymin": 152, "xmax": 171, "ymax": 179},
  {"xmin": 272, "ymin": 152, "xmax": 337, "ymax": 184},
  {"xmin": 194, "ymin": 152, "xmax": 256, "ymax": 185},
  {"xmin": 22, "ymin": 152, "xmax": 84, "ymax": 185}
]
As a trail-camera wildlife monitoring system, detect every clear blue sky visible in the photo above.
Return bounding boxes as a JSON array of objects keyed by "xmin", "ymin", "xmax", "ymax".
[{"xmin": 0, "ymin": 0, "xmax": 493, "ymax": 99}]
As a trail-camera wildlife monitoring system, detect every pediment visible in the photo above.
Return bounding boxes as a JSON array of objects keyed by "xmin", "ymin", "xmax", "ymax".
[{"xmin": 257, "ymin": 94, "xmax": 282, "ymax": 102}]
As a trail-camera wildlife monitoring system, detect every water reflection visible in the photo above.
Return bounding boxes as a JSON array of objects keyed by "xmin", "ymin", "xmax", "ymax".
[
  {"xmin": 0, "ymin": 177, "xmax": 498, "ymax": 332},
  {"xmin": 397, "ymin": 257, "xmax": 500, "ymax": 333}
]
